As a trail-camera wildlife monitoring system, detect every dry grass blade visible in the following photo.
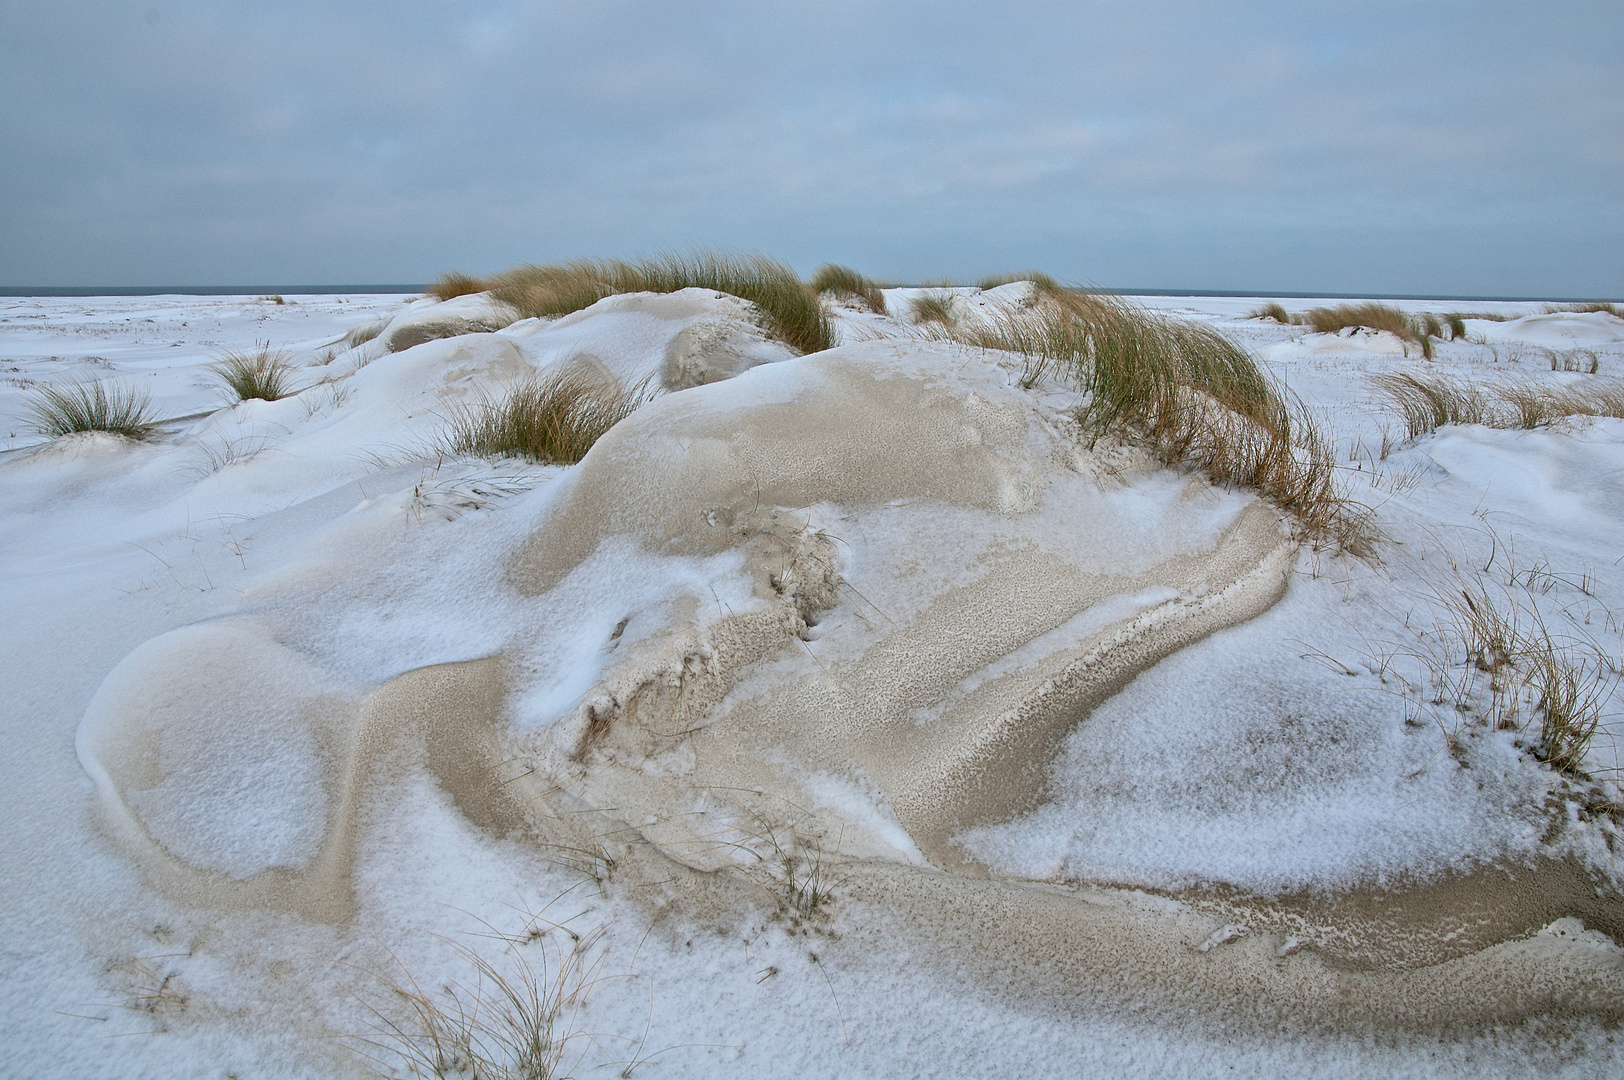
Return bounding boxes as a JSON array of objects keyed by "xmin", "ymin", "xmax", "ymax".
[
  {"xmin": 212, "ymin": 344, "xmax": 295, "ymax": 402},
  {"xmin": 1248, "ymin": 302, "xmax": 1293, "ymax": 324},
  {"xmin": 811, "ymin": 264, "xmax": 887, "ymax": 314},
  {"xmin": 429, "ymin": 272, "xmax": 490, "ymax": 301},
  {"xmin": 1306, "ymin": 302, "xmax": 1435, "ymax": 359},
  {"xmin": 353, "ymin": 928, "xmax": 608, "ymax": 1080},
  {"xmin": 485, "ymin": 251, "xmax": 834, "ymax": 354},
  {"xmin": 28, "ymin": 379, "xmax": 156, "ymax": 439},
  {"xmin": 444, "ymin": 372, "xmax": 647, "ymax": 465},
  {"xmin": 910, "ymin": 292, "xmax": 958, "ymax": 326}
]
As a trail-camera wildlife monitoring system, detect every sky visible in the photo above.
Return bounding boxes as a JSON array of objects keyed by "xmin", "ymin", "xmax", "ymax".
[{"xmin": 1, "ymin": 1, "xmax": 1620, "ymax": 296}]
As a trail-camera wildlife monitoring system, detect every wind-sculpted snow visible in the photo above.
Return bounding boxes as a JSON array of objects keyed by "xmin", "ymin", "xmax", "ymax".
[{"xmin": 4, "ymin": 289, "xmax": 1622, "ymax": 1077}]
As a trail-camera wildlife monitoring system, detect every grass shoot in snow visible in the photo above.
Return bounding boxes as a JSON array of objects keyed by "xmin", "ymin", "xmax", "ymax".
[
  {"xmin": 484, "ymin": 251, "xmax": 835, "ymax": 354},
  {"xmin": 950, "ymin": 287, "xmax": 1370, "ymax": 552},
  {"xmin": 27, "ymin": 379, "xmax": 157, "ymax": 440},
  {"xmin": 427, "ymin": 272, "xmax": 489, "ymax": 302},
  {"xmin": 1249, "ymin": 302, "xmax": 1294, "ymax": 324},
  {"xmin": 1373, "ymin": 372, "xmax": 1624, "ymax": 438},
  {"xmin": 910, "ymin": 292, "xmax": 958, "ymax": 326},
  {"xmin": 212, "ymin": 345, "xmax": 296, "ymax": 402},
  {"xmin": 811, "ymin": 263, "xmax": 887, "ymax": 314},
  {"xmin": 1305, "ymin": 302, "xmax": 1436, "ymax": 359},
  {"xmin": 444, "ymin": 372, "xmax": 646, "ymax": 465}
]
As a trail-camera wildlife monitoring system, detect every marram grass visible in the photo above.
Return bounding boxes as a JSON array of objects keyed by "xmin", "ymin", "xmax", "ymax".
[
  {"xmin": 479, "ymin": 251, "xmax": 835, "ymax": 354},
  {"xmin": 28, "ymin": 379, "xmax": 156, "ymax": 440},
  {"xmin": 443, "ymin": 372, "xmax": 648, "ymax": 465},
  {"xmin": 910, "ymin": 292, "xmax": 958, "ymax": 326},
  {"xmin": 810, "ymin": 263, "xmax": 887, "ymax": 314},
  {"xmin": 1305, "ymin": 302, "xmax": 1435, "ymax": 360},
  {"xmin": 948, "ymin": 287, "xmax": 1371, "ymax": 553},
  {"xmin": 211, "ymin": 345, "xmax": 295, "ymax": 402}
]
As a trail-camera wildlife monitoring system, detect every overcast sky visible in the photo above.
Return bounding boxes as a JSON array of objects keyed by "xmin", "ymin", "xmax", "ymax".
[{"xmin": 2, "ymin": 1, "xmax": 1619, "ymax": 295}]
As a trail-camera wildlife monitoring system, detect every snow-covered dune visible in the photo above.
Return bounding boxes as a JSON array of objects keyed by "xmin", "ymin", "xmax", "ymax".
[{"xmin": 2, "ymin": 287, "xmax": 1622, "ymax": 1078}]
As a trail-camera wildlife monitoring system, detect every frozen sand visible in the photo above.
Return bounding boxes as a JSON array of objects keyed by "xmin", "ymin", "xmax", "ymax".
[{"xmin": 2, "ymin": 290, "xmax": 1623, "ymax": 1077}]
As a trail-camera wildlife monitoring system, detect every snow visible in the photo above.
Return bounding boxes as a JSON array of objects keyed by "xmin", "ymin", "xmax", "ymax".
[{"xmin": 1, "ymin": 288, "xmax": 1621, "ymax": 1077}]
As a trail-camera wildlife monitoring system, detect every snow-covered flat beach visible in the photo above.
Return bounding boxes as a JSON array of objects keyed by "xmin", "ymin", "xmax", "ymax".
[{"xmin": 3, "ymin": 284, "xmax": 1622, "ymax": 1078}]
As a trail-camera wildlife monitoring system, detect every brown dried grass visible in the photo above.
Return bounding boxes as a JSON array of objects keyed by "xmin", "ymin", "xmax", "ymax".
[
  {"xmin": 484, "ymin": 251, "xmax": 834, "ymax": 354},
  {"xmin": 951, "ymin": 289, "xmax": 1372, "ymax": 553},
  {"xmin": 1373, "ymin": 372, "xmax": 1624, "ymax": 437},
  {"xmin": 1306, "ymin": 303, "xmax": 1435, "ymax": 359},
  {"xmin": 443, "ymin": 371, "xmax": 648, "ymax": 465},
  {"xmin": 428, "ymin": 272, "xmax": 490, "ymax": 302}
]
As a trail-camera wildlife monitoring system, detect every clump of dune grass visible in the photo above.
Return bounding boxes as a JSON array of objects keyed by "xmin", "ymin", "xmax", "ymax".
[
  {"xmin": 1545, "ymin": 301, "xmax": 1622, "ymax": 317},
  {"xmin": 351, "ymin": 924, "xmax": 607, "ymax": 1080},
  {"xmin": 1373, "ymin": 371, "xmax": 1624, "ymax": 437},
  {"xmin": 1369, "ymin": 373, "xmax": 1490, "ymax": 438},
  {"xmin": 443, "ymin": 372, "xmax": 646, "ymax": 465},
  {"xmin": 211, "ymin": 344, "xmax": 295, "ymax": 402},
  {"xmin": 1397, "ymin": 564, "xmax": 1615, "ymax": 777},
  {"xmin": 811, "ymin": 264, "xmax": 887, "ymax": 314},
  {"xmin": 1306, "ymin": 303, "xmax": 1435, "ymax": 359},
  {"xmin": 950, "ymin": 288, "xmax": 1371, "ymax": 553},
  {"xmin": 1248, "ymin": 302, "xmax": 1295, "ymax": 324},
  {"xmin": 27, "ymin": 378, "xmax": 156, "ymax": 439},
  {"xmin": 428, "ymin": 272, "xmax": 489, "ymax": 302},
  {"xmin": 977, "ymin": 271, "xmax": 1063, "ymax": 294},
  {"xmin": 910, "ymin": 292, "xmax": 958, "ymax": 326},
  {"xmin": 485, "ymin": 251, "xmax": 834, "ymax": 354}
]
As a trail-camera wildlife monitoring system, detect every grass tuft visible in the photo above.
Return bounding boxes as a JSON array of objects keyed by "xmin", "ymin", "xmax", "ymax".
[
  {"xmin": 950, "ymin": 288, "xmax": 1371, "ymax": 552},
  {"xmin": 1397, "ymin": 564, "xmax": 1615, "ymax": 777},
  {"xmin": 1369, "ymin": 373, "xmax": 1489, "ymax": 438},
  {"xmin": 28, "ymin": 379, "xmax": 156, "ymax": 439},
  {"xmin": 1249, "ymin": 302, "xmax": 1294, "ymax": 324},
  {"xmin": 910, "ymin": 292, "xmax": 958, "ymax": 326},
  {"xmin": 211, "ymin": 344, "xmax": 296, "ymax": 402},
  {"xmin": 443, "ymin": 371, "xmax": 647, "ymax": 465},
  {"xmin": 428, "ymin": 272, "xmax": 490, "ymax": 302},
  {"xmin": 1373, "ymin": 371, "xmax": 1624, "ymax": 437},
  {"xmin": 1545, "ymin": 301, "xmax": 1622, "ymax": 317},
  {"xmin": 352, "ymin": 925, "xmax": 607, "ymax": 1080},
  {"xmin": 485, "ymin": 251, "xmax": 834, "ymax": 354},
  {"xmin": 977, "ymin": 271, "xmax": 1063, "ymax": 294},
  {"xmin": 1305, "ymin": 303, "xmax": 1435, "ymax": 359},
  {"xmin": 811, "ymin": 264, "xmax": 887, "ymax": 314}
]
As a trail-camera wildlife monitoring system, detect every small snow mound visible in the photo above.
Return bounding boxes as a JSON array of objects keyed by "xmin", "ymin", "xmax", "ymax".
[
  {"xmin": 1477, "ymin": 311, "xmax": 1624, "ymax": 348},
  {"xmin": 379, "ymin": 292, "xmax": 521, "ymax": 353}
]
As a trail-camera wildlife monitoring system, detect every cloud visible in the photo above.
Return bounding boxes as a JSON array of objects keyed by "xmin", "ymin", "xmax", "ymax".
[{"xmin": 0, "ymin": 0, "xmax": 1618, "ymax": 294}]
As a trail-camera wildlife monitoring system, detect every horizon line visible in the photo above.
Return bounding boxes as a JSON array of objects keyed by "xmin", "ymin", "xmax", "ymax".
[{"xmin": 0, "ymin": 284, "xmax": 1618, "ymax": 304}]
